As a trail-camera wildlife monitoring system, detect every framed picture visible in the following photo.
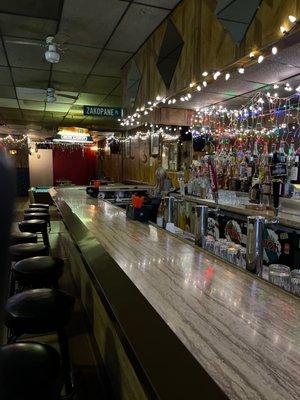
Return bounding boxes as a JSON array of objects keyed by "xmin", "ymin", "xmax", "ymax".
[
  {"xmin": 150, "ymin": 133, "xmax": 159, "ymax": 156},
  {"xmin": 125, "ymin": 138, "xmax": 131, "ymax": 158}
]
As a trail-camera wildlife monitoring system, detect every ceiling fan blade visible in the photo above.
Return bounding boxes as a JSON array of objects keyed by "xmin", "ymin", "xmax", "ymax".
[
  {"xmin": 57, "ymin": 93, "xmax": 78, "ymax": 100},
  {"xmin": 5, "ymin": 39, "xmax": 41, "ymax": 46}
]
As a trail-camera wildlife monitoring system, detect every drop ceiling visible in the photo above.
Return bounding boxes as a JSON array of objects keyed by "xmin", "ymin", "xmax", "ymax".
[{"xmin": 0, "ymin": 0, "xmax": 181, "ymax": 133}]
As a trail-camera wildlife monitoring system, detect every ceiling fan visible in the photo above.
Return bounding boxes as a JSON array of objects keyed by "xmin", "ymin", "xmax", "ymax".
[
  {"xmin": 21, "ymin": 87, "xmax": 78, "ymax": 107},
  {"xmin": 5, "ymin": 35, "xmax": 67, "ymax": 64}
]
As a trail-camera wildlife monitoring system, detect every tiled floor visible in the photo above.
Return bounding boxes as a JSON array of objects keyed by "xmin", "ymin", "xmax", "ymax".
[{"xmin": 6, "ymin": 198, "xmax": 114, "ymax": 400}]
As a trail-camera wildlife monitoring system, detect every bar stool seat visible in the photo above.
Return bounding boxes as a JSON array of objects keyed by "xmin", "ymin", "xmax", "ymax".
[
  {"xmin": 0, "ymin": 342, "xmax": 62, "ymax": 400},
  {"xmin": 29, "ymin": 203, "xmax": 49, "ymax": 210},
  {"xmin": 9, "ymin": 243, "xmax": 49, "ymax": 262},
  {"xmin": 5, "ymin": 288, "xmax": 74, "ymax": 335},
  {"xmin": 10, "ymin": 232, "xmax": 37, "ymax": 245},
  {"xmin": 13, "ymin": 256, "xmax": 64, "ymax": 288},
  {"xmin": 19, "ymin": 220, "xmax": 50, "ymax": 247},
  {"xmin": 24, "ymin": 213, "xmax": 50, "ymax": 223},
  {"xmin": 24, "ymin": 208, "xmax": 49, "ymax": 214}
]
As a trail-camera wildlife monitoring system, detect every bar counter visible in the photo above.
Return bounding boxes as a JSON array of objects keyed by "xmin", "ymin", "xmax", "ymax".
[{"xmin": 52, "ymin": 187, "xmax": 300, "ymax": 400}]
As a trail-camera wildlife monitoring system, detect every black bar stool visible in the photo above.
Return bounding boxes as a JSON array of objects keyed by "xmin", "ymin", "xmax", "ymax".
[
  {"xmin": 9, "ymin": 243, "xmax": 49, "ymax": 296},
  {"xmin": 19, "ymin": 219, "xmax": 50, "ymax": 248},
  {"xmin": 12, "ymin": 256, "xmax": 64, "ymax": 290},
  {"xmin": 10, "ymin": 232, "xmax": 37, "ymax": 245},
  {"xmin": 0, "ymin": 342, "xmax": 62, "ymax": 400},
  {"xmin": 24, "ymin": 212, "xmax": 51, "ymax": 229},
  {"xmin": 9, "ymin": 243, "xmax": 49, "ymax": 263},
  {"xmin": 29, "ymin": 203, "xmax": 50, "ymax": 210},
  {"xmin": 24, "ymin": 208, "xmax": 50, "ymax": 214},
  {"xmin": 5, "ymin": 288, "xmax": 75, "ymax": 397}
]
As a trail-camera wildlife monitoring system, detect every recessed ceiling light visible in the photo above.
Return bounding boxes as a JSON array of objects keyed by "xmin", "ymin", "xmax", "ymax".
[{"xmin": 272, "ymin": 46, "xmax": 278, "ymax": 55}]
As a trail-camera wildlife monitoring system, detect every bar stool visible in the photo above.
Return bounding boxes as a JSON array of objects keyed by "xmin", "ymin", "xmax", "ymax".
[
  {"xmin": 29, "ymin": 203, "xmax": 50, "ymax": 210},
  {"xmin": 5, "ymin": 288, "xmax": 75, "ymax": 396},
  {"xmin": 19, "ymin": 219, "xmax": 50, "ymax": 248},
  {"xmin": 24, "ymin": 208, "xmax": 50, "ymax": 214},
  {"xmin": 10, "ymin": 232, "xmax": 37, "ymax": 245},
  {"xmin": 24, "ymin": 213, "xmax": 51, "ymax": 228},
  {"xmin": 12, "ymin": 256, "xmax": 64, "ymax": 290},
  {"xmin": 9, "ymin": 243, "xmax": 49, "ymax": 263},
  {"xmin": 0, "ymin": 342, "xmax": 62, "ymax": 400}
]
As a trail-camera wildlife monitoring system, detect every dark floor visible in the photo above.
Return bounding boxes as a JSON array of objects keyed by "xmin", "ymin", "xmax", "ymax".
[{"xmin": 6, "ymin": 197, "xmax": 114, "ymax": 400}]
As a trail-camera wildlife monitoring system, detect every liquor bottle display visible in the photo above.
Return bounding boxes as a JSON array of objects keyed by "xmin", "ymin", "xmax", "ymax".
[{"xmin": 186, "ymin": 138, "xmax": 299, "ymax": 207}]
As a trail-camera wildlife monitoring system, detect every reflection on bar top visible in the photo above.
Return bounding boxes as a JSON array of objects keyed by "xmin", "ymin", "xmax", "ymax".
[
  {"xmin": 51, "ymin": 187, "xmax": 300, "ymax": 400},
  {"xmin": 172, "ymin": 193, "xmax": 300, "ymax": 230}
]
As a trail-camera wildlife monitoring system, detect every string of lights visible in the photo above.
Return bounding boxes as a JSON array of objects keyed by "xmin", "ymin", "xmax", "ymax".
[{"xmin": 120, "ymin": 14, "xmax": 299, "ymax": 128}]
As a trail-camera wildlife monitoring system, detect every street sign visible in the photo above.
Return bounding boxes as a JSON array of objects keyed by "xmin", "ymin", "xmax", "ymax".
[{"xmin": 83, "ymin": 105, "xmax": 123, "ymax": 118}]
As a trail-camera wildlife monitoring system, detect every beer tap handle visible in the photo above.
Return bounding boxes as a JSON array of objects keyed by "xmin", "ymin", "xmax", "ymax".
[{"xmin": 266, "ymin": 180, "xmax": 281, "ymax": 226}]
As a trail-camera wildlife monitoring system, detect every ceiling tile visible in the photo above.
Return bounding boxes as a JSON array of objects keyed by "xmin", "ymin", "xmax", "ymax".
[
  {"xmin": 74, "ymin": 93, "xmax": 106, "ymax": 106},
  {"xmin": 4, "ymin": 38, "xmax": 51, "ymax": 70},
  {"xmin": 0, "ymin": 40, "xmax": 7, "ymax": 66},
  {"xmin": 59, "ymin": 0, "xmax": 128, "ymax": 47},
  {"xmin": 0, "ymin": 13, "xmax": 57, "ymax": 39},
  {"xmin": 92, "ymin": 49, "xmax": 131, "ymax": 77},
  {"xmin": 101, "ymin": 95, "xmax": 122, "ymax": 107},
  {"xmin": 16, "ymin": 87, "xmax": 47, "ymax": 101},
  {"xmin": 110, "ymin": 83, "xmax": 123, "ymax": 96},
  {"xmin": 51, "ymin": 71, "xmax": 86, "ymax": 91},
  {"xmin": 0, "ymin": 0, "xmax": 62, "ymax": 19},
  {"xmin": 53, "ymin": 44, "xmax": 100, "ymax": 74},
  {"xmin": 19, "ymin": 99, "xmax": 45, "ymax": 111},
  {"xmin": 0, "ymin": 86, "xmax": 16, "ymax": 98},
  {"xmin": 133, "ymin": 0, "xmax": 181, "ymax": 9},
  {"xmin": 0, "ymin": 67, "xmax": 13, "ymax": 85},
  {"xmin": 84, "ymin": 75, "xmax": 121, "ymax": 94},
  {"xmin": 0, "ymin": 98, "xmax": 19, "ymax": 108},
  {"xmin": 46, "ymin": 102, "xmax": 71, "ymax": 113},
  {"xmin": 108, "ymin": 3, "xmax": 169, "ymax": 52},
  {"xmin": 12, "ymin": 67, "xmax": 49, "ymax": 89}
]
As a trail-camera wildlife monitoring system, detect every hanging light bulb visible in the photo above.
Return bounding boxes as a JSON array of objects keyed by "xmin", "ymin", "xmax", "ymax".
[
  {"xmin": 273, "ymin": 84, "xmax": 279, "ymax": 89},
  {"xmin": 189, "ymin": 82, "xmax": 195, "ymax": 88},
  {"xmin": 249, "ymin": 51, "xmax": 255, "ymax": 58},
  {"xmin": 187, "ymin": 93, "xmax": 192, "ymax": 99},
  {"xmin": 238, "ymin": 66, "xmax": 245, "ymax": 74},
  {"xmin": 257, "ymin": 55, "xmax": 264, "ymax": 63},
  {"xmin": 213, "ymin": 71, "xmax": 221, "ymax": 80},
  {"xmin": 288, "ymin": 15, "xmax": 296, "ymax": 23},
  {"xmin": 274, "ymin": 92, "xmax": 278, "ymax": 97},
  {"xmin": 272, "ymin": 46, "xmax": 278, "ymax": 55},
  {"xmin": 225, "ymin": 73, "xmax": 230, "ymax": 81},
  {"xmin": 202, "ymin": 71, "xmax": 208, "ymax": 77},
  {"xmin": 296, "ymin": 86, "xmax": 300, "ymax": 92},
  {"xmin": 180, "ymin": 97, "xmax": 185, "ymax": 102},
  {"xmin": 155, "ymin": 95, "xmax": 161, "ymax": 101},
  {"xmin": 197, "ymin": 85, "xmax": 201, "ymax": 91},
  {"xmin": 203, "ymin": 81, "xmax": 207, "ymax": 87},
  {"xmin": 172, "ymin": 98, "xmax": 176, "ymax": 104},
  {"xmin": 280, "ymin": 25, "xmax": 287, "ymax": 33}
]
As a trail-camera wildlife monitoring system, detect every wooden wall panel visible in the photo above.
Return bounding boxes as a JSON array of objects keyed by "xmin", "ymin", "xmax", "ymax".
[{"xmin": 125, "ymin": 0, "xmax": 300, "ymax": 110}]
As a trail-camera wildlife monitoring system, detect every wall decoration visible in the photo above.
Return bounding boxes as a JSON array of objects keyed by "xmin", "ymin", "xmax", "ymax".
[
  {"xmin": 150, "ymin": 133, "xmax": 159, "ymax": 156},
  {"xmin": 125, "ymin": 138, "xmax": 131, "ymax": 158}
]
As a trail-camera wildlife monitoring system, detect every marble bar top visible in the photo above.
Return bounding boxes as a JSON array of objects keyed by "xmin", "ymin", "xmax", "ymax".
[
  {"xmin": 53, "ymin": 187, "xmax": 300, "ymax": 400},
  {"xmin": 172, "ymin": 194, "xmax": 300, "ymax": 231}
]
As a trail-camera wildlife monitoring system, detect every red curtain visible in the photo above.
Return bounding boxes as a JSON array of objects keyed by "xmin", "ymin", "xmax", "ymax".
[{"xmin": 53, "ymin": 146, "xmax": 97, "ymax": 185}]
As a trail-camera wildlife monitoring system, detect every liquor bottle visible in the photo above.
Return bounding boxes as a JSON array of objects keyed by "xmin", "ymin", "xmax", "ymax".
[
  {"xmin": 290, "ymin": 147, "xmax": 300, "ymax": 184},
  {"xmin": 278, "ymin": 140, "xmax": 287, "ymax": 163}
]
